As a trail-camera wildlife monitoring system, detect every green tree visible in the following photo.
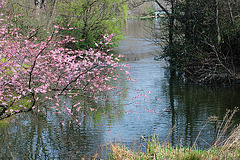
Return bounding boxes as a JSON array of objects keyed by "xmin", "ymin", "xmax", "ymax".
[
  {"xmin": 4, "ymin": 0, "xmax": 58, "ymax": 40},
  {"xmin": 179, "ymin": 0, "xmax": 240, "ymax": 85},
  {"xmin": 57, "ymin": 0, "xmax": 127, "ymax": 50},
  {"xmin": 152, "ymin": 0, "xmax": 240, "ymax": 85},
  {"xmin": 134, "ymin": 0, "xmax": 240, "ymax": 85}
]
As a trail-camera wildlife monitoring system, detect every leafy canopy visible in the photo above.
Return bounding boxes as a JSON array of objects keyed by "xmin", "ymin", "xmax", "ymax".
[{"xmin": 57, "ymin": 0, "xmax": 128, "ymax": 49}]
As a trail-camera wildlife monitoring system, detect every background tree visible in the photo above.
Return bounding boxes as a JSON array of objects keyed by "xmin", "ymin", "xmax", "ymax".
[
  {"xmin": 166, "ymin": 0, "xmax": 240, "ymax": 85},
  {"xmin": 4, "ymin": 0, "xmax": 57, "ymax": 40},
  {"xmin": 134, "ymin": 0, "xmax": 240, "ymax": 85},
  {"xmin": 4, "ymin": 0, "xmax": 127, "ymax": 49},
  {"xmin": 56, "ymin": 0, "xmax": 127, "ymax": 49}
]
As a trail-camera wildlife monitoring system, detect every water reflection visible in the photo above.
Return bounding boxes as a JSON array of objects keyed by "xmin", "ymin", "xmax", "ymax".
[
  {"xmin": 114, "ymin": 19, "xmax": 240, "ymax": 148},
  {"xmin": 1, "ymin": 19, "xmax": 240, "ymax": 159},
  {"xmin": 0, "ymin": 93, "xmax": 125, "ymax": 159},
  {"xmin": 165, "ymin": 73, "xmax": 240, "ymax": 147},
  {"xmin": 115, "ymin": 19, "xmax": 160, "ymax": 60}
]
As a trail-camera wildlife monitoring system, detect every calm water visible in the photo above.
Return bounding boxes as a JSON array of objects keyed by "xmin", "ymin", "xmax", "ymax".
[{"xmin": 1, "ymin": 19, "xmax": 240, "ymax": 159}]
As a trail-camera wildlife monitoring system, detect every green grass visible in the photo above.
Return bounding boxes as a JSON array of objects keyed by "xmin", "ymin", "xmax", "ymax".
[
  {"xmin": 110, "ymin": 109, "xmax": 240, "ymax": 160},
  {"xmin": 110, "ymin": 135, "xmax": 240, "ymax": 160}
]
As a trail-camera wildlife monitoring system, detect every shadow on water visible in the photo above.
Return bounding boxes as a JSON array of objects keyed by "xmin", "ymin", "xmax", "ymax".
[
  {"xmin": 114, "ymin": 19, "xmax": 240, "ymax": 148},
  {"xmin": 162, "ymin": 71, "xmax": 240, "ymax": 148},
  {"xmin": 1, "ymin": 19, "xmax": 240, "ymax": 159},
  {"xmin": 0, "ymin": 92, "xmax": 125, "ymax": 159}
]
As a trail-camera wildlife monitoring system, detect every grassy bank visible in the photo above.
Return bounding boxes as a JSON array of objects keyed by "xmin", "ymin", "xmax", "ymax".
[
  {"xmin": 110, "ymin": 134, "xmax": 240, "ymax": 159},
  {"xmin": 110, "ymin": 109, "xmax": 240, "ymax": 160}
]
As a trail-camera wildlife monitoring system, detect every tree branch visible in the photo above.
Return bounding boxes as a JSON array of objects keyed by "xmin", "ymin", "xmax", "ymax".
[
  {"xmin": 58, "ymin": 64, "xmax": 99, "ymax": 95},
  {"xmin": 28, "ymin": 33, "xmax": 53, "ymax": 90}
]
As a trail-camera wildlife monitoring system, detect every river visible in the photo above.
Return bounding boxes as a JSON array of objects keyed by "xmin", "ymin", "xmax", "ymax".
[{"xmin": 1, "ymin": 19, "xmax": 240, "ymax": 159}]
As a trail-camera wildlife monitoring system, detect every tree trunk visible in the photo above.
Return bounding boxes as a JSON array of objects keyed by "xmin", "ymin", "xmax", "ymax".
[
  {"xmin": 46, "ymin": 0, "xmax": 58, "ymax": 31},
  {"xmin": 215, "ymin": 0, "xmax": 221, "ymax": 46}
]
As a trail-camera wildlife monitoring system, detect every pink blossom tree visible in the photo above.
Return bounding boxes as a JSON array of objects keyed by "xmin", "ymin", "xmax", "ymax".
[{"xmin": 0, "ymin": 1, "xmax": 128, "ymax": 120}]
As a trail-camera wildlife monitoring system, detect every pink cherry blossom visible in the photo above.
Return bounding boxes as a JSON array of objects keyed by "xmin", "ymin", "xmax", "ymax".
[{"xmin": 0, "ymin": 3, "xmax": 131, "ymax": 120}]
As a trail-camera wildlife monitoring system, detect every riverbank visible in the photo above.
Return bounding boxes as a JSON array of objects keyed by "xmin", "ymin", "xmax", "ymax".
[
  {"xmin": 110, "ymin": 109, "xmax": 240, "ymax": 160},
  {"xmin": 110, "ymin": 127, "xmax": 240, "ymax": 160},
  {"xmin": 110, "ymin": 137, "xmax": 240, "ymax": 159}
]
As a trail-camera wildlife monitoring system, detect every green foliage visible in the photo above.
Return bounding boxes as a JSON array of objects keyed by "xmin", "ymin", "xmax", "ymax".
[
  {"xmin": 110, "ymin": 109, "xmax": 240, "ymax": 159},
  {"xmin": 3, "ymin": 0, "xmax": 53, "ymax": 41},
  {"xmin": 56, "ymin": 0, "xmax": 127, "ymax": 50},
  {"xmin": 147, "ymin": 7, "xmax": 155, "ymax": 16},
  {"xmin": 159, "ymin": 0, "xmax": 240, "ymax": 84},
  {"xmin": 3, "ymin": 0, "xmax": 127, "ymax": 48},
  {"xmin": 0, "ymin": 119, "xmax": 9, "ymax": 128},
  {"xmin": 110, "ymin": 136, "xmax": 240, "ymax": 160}
]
